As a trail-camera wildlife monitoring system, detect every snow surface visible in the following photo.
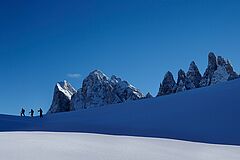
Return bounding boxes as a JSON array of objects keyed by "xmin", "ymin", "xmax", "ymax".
[
  {"xmin": 0, "ymin": 132, "xmax": 239, "ymax": 160},
  {"xmin": 1, "ymin": 79, "xmax": 240, "ymax": 160},
  {"xmin": 1, "ymin": 79, "xmax": 240, "ymax": 145}
]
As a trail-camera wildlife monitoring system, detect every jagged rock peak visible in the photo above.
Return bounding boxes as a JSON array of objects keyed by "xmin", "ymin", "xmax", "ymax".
[
  {"xmin": 145, "ymin": 92, "xmax": 153, "ymax": 99},
  {"xmin": 189, "ymin": 61, "xmax": 197, "ymax": 67},
  {"xmin": 200, "ymin": 52, "xmax": 239, "ymax": 86},
  {"xmin": 110, "ymin": 75, "xmax": 144, "ymax": 101},
  {"xmin": 48, "ymin": 80, "xmax": 76, "ymax": 114},
  {"xmin": 177, "ymin": 69, "xmax": 186, "ymax": 84},
  {"xmin": 157, "ymin": 71, "xmax": 176, "ymax": 96},
  {"xmin": 175, "ymin": 69, "xmax": 195, "ymax": 93},
  {"xmin": 225, "ymin": 60, "xmax": 239, "ymax": 80},
  {"xmin": 208, "ymin": 52, "xmax": 217, "ymax": 70},
  {"xmin": 200, "ymin": 52, "xmax": 218, "ymax": 87},
  {"xmin": 188, "ymin": 61, "xmax": 200, "ymax": 75},
  {"xmin": 186, "ymin": 61, "xmax": 202, "ymax": 88},
  {"xmin": 70, "ymin": 70, "xmax": 144, "ymax": 110},
  {"xmin": 216, "ymin": 56, "xmax": 237, "ymax": 76},
  {"xmin": 88, "ymin": 69, "xmax": 109, "ymax": 81}
]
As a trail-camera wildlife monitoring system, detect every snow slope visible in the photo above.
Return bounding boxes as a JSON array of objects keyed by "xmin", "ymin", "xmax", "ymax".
[
  {"xmin": 0, "ymin": 132, "xmax": 239, "ymax": 160},
  {"xmin": 1, "ymin": 79, "xmax": 240, "ymax": 145}
]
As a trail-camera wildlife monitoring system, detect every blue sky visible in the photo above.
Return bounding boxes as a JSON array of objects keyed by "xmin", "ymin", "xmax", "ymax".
[{"xmin": 0, "ymin": 0, "xmax": 240, "ymax": 115}]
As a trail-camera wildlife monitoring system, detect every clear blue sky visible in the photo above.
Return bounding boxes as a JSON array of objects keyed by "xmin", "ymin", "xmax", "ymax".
[{"xmin": 0, "ymin": 0, "xmax": 240, "ymax": 115}]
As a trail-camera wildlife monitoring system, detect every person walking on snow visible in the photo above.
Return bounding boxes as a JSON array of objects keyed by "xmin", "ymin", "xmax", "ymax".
[
  {"xmin": 38, "ymin": 108, "xmax": 43, "ymax": 118},
  {"xmin": 20, "ymin": 108, "xmax": 25, "ymax": 117},
  {"xmin": 29, "ymin": 109, "xmax": 34, "ymax": 117}
]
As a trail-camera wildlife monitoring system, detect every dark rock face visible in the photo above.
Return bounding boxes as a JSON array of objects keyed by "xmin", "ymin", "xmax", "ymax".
[
  {"xmin": 224, "ymin": 60, "xmax": 239, "ymax": 80},
  {"xmin": 200, "ymin": 53, "xmax": 239, "ymax": 86},
  {"xmin": 70, "ymin": 70, "xmax": 144, "ymax": 110},
  {"xmin": 186, "ymin": 61, "xmax": 202, "ymax": 88},
  {"xmin": 158, "ymin": 69, "xmax": 196, "ymax": 95},
  {"xmin": 157, "ymin": 71, "xmax": 176, "ymax": 96},
  {"xmin": 175, "ymin": 69, "xmax": 195, "ymax": 93},
  {"xmin": 48, "ymin": 81, "xmax": 76, "ymax": 114},
  {"xmin": 200, "ymin": 52, "xmax": 218, "ymax": 87},
  {"xmin": 145, "ymin": 92, "xmax": 153, "ymax": 99},
  {"xmin": 157, "ymin": 52, "xmax": 239, "ymax": 97}
]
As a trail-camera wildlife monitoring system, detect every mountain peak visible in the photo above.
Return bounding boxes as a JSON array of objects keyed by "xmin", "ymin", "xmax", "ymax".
[
  {"xmin": 189, "ymin": 61, "xmax": 198, "ymax": 70},
  {"xmin": 145, "ymin": 92, "xmax": 153, "ymax": 98},
  {"xmin": 88, "ymin": 70, "xmax": 109, "ymax": 81},
  {"xmin": 175, "ymin": 69, "xmax": 195, "ymax": 92},
  {"xmin": 157, "ymin": 71, "xmax": 176, "ymax": 96},
  {"xmin": 90, "ymin": 69, "xmax": 104, "ymax": 75},
  {"xmin": 70, "ymin": 71, "xmax": 144, "ymax": 110},
  {"xmin": 187, "ymin": 61, "xmax": 202, "ymax": 88},
  {"xmin": 165, "ymin": 71, "xmax": 173, "ymax": 78},
  {"xmin": 207, "ymin": 52, "xmax": 217, "ymax": 69},
  {"xmin": 200, "ymin": 53, "xmax": 239, "ymax": 87},
  {"xmin": 48, "ymin": 81, "xmax": 76, "ymax": 114}
]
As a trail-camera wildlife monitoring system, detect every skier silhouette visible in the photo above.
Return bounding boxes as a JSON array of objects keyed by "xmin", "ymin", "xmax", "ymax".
[
  {"xmin": 20, "ymin": 108, "xmax": 25, "ymax": 117},
  {"xmin": 29, "ymin": 109, "xmax": 34, "ymax": 117},
  {"xmin": 38, "ymin": 108, "xmax": 43, "ymax": 118}
]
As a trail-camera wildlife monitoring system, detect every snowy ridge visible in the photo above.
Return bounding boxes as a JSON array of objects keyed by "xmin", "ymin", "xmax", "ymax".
[{"xmin": 1, "ymin": 78, "xmax": 240, "ymax": 145}]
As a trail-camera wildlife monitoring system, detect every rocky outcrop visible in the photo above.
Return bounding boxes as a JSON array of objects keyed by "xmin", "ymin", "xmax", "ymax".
[
  {"xmin": 145, "ymin": 92, "xmax": 153, "ymax": 99},
  {"xmin": 158, "ymin": 69, "xmax": 196, "ymax": 95},
  {"xmin": 174, "ymin": 69, "xmax": 195, "ymax": 93},
  {"xmin": 48, "ymin": 80, "xmax": 76, "ymax": 114},
  {"xmin": 158, "ymin": 52, "xmax": 239, "ymax": 97},
  {"xmin": 70, "ymin": 70, "xmax": 144, "ymax": 110},
  {"xmin": 219, "ymin": 58, "xmax": 239, "ymax": 80},
  {"xmin": 186, "ymin": 61, "xmax": 202, "ymax": 88},
  {"xmin": 200, "ymin": 52, "xmax": 218, "ymax": 87},
  {"xmin": 200, "ymin": 53, "xmax": 239, "ymax": 86},
  {"xmin": 157, "ymin": 71, "xmax": 176, "ymax": 96},
  {"xmin": 111, "ymin": 75, "xmax": 144, "ymax": 101}
]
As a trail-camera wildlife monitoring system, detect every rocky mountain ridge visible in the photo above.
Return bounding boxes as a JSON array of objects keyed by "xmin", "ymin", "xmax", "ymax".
[
  {"xmin": 158, "ymin": 52, "xmax": 239, "ymax": 96},
  {"xmin": 48, "ymin": 70, "xmax": 144, "ymax": 113},
  {"xmin": 48, "ymin": 52, "xmax": 239, "ymax": 113}
]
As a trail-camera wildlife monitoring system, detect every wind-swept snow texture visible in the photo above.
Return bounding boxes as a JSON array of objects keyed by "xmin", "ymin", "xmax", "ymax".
[
  {"xmin": 1, "ymin": 79, "xmax": 240, "ymax": 145},
  {"xmin": 0, "ymin": 132, "xmax": 239, "ymax": 160}
]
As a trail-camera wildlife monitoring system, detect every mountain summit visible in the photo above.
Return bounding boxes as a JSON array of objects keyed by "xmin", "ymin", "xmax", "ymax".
[
  {"xmin": 48, "ymin": 80, "xmax": 76, "ymax": 114},
  {"xmin": 48, "ymin": 70, "xmax": 144, "ymax": 113},
  {"xmin": 71, "ymin": 70, "xmax": 144, "ymax": 110},
  {"xmin": 200, "ymin": 53, "xmax": 239, "ymax": 86}
]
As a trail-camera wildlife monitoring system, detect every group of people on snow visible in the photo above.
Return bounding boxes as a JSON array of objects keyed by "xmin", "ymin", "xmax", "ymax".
[{"xmin": 20, "ymin": 108, "xmax": 43, "ymax": 118}]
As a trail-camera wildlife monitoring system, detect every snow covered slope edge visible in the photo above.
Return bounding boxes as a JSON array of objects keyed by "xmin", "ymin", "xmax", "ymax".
[{"xmin": 1, "ymin": 79, "xmax": 240, "ymax": 145}]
